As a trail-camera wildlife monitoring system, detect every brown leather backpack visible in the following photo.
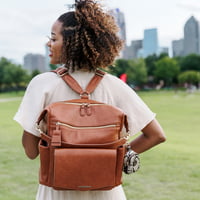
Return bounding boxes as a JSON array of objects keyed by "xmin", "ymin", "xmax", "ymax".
[{"xmin": 36, "ymin": 68, "xmax": 129, "ymax": 191}]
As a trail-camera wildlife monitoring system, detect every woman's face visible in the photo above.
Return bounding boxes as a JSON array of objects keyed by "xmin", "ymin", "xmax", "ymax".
[{"xmin": 47, "ymin": 20, "xmax": 63, "ymax": 64}]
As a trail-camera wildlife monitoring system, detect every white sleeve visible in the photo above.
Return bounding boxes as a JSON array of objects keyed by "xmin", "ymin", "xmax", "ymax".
[
  {"xmin": 123, "ymin": 90, "xmax": 156, "ymax": 136},
  {"xmin": 107, "ymin": 75, "xmax": 156, "ymax": 136},
  {"xmin": 13, "ymin": 73, "xmax": 56, "ymax": 137}
]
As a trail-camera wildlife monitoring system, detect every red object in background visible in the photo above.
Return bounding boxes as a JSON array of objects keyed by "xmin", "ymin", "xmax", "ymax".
[{"xmin": 120, "ymin": 73, "xmax": 127, "ymax": 83}]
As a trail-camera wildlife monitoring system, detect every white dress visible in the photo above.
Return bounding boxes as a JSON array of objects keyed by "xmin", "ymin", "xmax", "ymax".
[{"xmin": 14, "ymin": 70, "xmax": 156, "ymax": 200}]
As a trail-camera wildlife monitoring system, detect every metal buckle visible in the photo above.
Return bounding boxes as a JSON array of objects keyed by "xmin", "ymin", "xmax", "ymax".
[
  {"xmin": 95, "ymin": 69, "xmax": 104, "ymax": 77},
  {"xmin": 56, "ymin": 68, "xmax": 69, "ymax": 77},
  {"xmin": 35, "ymin": 123, "xmax": 43, "ymax": 134},
  {"xmin": 123, "ymin": 131, "xmax": 131, "ymax": 141},
  {"xmin": 80, "ymin": 91, "xmax": 90, "ymax": 99}
]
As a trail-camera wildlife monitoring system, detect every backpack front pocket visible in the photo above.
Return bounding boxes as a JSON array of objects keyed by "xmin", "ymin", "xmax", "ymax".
[
  {"xmin": 56, "ymin": 121, "xmax": 120, "ymax": 144},
  {"xmin": 39, "ymin": 140, "xmax": 50, "ymax": 185},
  {"xmin": 53, "ymin": 148, "xmax": 117, "ymax": 190}
]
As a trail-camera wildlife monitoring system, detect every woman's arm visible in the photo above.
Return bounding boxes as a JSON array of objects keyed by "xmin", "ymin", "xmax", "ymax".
[
  {"xmin": 22, "ymin": 131, "xmax": 40, "ymax": 159},
  {"xmin": 130, "ymin": 119, "xmax": 166, "ymax": 154}
]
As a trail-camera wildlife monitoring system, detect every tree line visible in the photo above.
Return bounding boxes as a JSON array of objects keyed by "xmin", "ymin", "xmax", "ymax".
[
  {"xmin": 1, "ymin": 53, "xmax": 200, "ymax": 92},
  {"xmin": 0, "ymin": 57, "xmax": 40, "ymax": 92},
  {"xmin": 108, "ymin": 53, "xmax": 200, "ymax": 90}
]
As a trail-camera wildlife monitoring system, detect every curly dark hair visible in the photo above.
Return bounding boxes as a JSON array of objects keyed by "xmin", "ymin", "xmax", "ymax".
[{"xmin": 57, "ymin": 0, "xmax": 124, "ymax": 71}]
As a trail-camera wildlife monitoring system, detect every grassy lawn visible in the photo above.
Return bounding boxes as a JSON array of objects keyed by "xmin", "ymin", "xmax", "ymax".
[
  {"xmin": 0, "ymin": 91, "xmax": 200, "ymax": 200},
  {"xmin": 0, "ymin": 91, "xmax": 24, "ymax": 99},
  {"xmin": 0, "ymin": 96, "xmax": 38, "ymax": 200},
  {"xmin": 123, "ymin": 91, "xmax": 200, "ymax": 200}
]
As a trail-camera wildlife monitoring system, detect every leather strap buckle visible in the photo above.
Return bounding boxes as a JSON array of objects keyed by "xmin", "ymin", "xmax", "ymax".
[
  {"xmin": 95, "ymin": 69, "xmax": 104, "ymax": 77},
  {"xmin": 80, "ymin": 91, "xmax": 90, "ymax": 99},
  {"xmin": 56, "ymin": 68, "xmax": 69, "ymax": 77}
]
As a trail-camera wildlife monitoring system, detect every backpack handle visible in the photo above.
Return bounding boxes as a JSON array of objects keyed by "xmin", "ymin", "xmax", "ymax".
[{"xmin": 52, "ymin": 67, "xmax": 105, "ymax": 99}]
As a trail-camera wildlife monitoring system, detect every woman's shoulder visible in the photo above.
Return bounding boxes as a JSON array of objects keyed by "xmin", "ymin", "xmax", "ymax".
[
  {"xmin": 26, "ymin": 72, "xmax": 62, "ymax": 94},
  {"xmin": 29, "ymin": 72, "xmax": 61, "ymax": 86},
  {"xmin": 31, "ymin": 71, "xmax": 59, "ymax": 82},
  {"xmin": 104, "ymin": 73, "xmax": 127, "ymax": 83},
  {"xmin": 103, "ymin": 73, "xmax": 132, "ymax": 90}
]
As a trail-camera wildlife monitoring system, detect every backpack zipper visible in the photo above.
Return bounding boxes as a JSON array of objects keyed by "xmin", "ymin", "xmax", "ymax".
[
  {"xmin": 56, "ymin": 122, "xmax": 117, "ymax": 130},
  {"xmin": 63, "ymin": 102, "xmax": 104, "ymax": 116},
  {"xmin": 63, "ymin": 102, "xmax": 103, "ymax": 106}
]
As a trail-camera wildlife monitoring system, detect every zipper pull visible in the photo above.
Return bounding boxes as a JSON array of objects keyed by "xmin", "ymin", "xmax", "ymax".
[
  {"xmin": 52, "ymin": 122, "xmax": 62, "ymax": 146},
  {"xmin": 80, "ymin": 104, "xmax": 86, "ymax": 116},
  {"xmin": 86, "ymin": 104, "xmax": 92, "ymax": 116}
]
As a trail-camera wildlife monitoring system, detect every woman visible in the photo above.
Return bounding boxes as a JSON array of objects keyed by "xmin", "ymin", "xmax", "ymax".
[{"xmin": 14, "ymin": 0, "xmax": 166, "ymax": 199}]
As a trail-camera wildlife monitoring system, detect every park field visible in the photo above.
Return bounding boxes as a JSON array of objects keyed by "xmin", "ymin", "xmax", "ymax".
[{"xmin": 0, "ymin": 91, "xmax": 200, "ymax": 200}]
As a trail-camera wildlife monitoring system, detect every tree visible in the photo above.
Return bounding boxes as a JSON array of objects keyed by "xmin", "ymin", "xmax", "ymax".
[
  {"xmin": 158, "ymin": 52, "xmax": 169, "ymax": 60},
  {"xmin": 11, "ymin": 65, "xmax": 30, "ymax": 89},
  {"xmin": 144, "ymin": 54, "xmax": 158, "ymax": 76},
  {"xmin": 178, "ymin": 70, "xmax": 200, "ymax": 85},
  {"xmin": 180, "ymin": 54, "xmax": 200, "ymax": 72},
  {"xmin": 145, "ymin": 53, "xmax": 169, "ymax": 77},
  {"xmin": 49, "ymin": 64, "xmax": 58, "ymax": 70},
  {"xmin": 2, "ymin": 64, "xmax": 13, "ymax": 87},
  {"xmin": 154, "ymin": 57, "xmax": 180, "ymax": 87},
  {"xmin": 108, "ymin": 59, "xmax": 130, "ymax": 77},
  {"xmin": 107, "ymin": 58, "xmax": 148, "ymax": 87},
  {"xmin": 31, "ymin": 69, "xmax": 41, "ymax": 79},
  {"xmin": 0, "ymin": 57, "xmax": 11, "ymax": 89},
  {"xmin": 0, "ymin": 57, "xmax": 29, "ymax": 91},
  {"xmin": 127, "ymin": 59, "xmax": 148, "ymax": 87}
]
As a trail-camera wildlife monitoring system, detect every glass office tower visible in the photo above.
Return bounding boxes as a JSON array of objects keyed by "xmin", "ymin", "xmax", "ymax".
[{"xmin": 143, "ymin": 28, "xmax": 159, "ymax": 57}]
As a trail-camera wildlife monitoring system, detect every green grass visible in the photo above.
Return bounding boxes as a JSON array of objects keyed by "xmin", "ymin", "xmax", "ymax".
[
  {"xmin": 0, "ymin": 91, "xmax": 200, "ymax": 200},
  {"xmin": 0, "ymin": 91, "xmax": 24, "ymax": 99},
  {"xmin": 123, "ymin": 91, "xmax": 200, "ymax": 200},
  {"xmin": 0, "ymin": 97, "xmax": 38, "ymax": 200}
]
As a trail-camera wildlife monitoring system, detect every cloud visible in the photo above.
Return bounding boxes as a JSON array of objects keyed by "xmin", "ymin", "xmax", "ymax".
[
  {"xmin": 0, "ymin": 7, "xmax": 59, "ymax": 64},
  {"xmin": 177, "ymin": 1, "xmax": 200, "ymax": 12}
]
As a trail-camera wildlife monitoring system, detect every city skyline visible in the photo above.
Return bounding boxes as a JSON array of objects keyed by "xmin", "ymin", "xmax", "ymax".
[{"xmin": 1, "ymin": 0, "xmax": 200, "ymax": 64}]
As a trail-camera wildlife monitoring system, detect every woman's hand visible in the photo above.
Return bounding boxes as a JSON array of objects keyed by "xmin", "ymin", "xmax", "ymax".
[
  {"xmin": 130, "ymin": 119, "xmax": 166, "ymax": 154},
  {"xmin": 22, "ymin": 131, "xmax": 40, "ymax": 159}
]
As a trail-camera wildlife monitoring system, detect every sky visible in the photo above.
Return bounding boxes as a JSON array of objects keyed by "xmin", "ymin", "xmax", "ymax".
[{"xmin": 1, "ymin": 0, "xmax": 200, "ymax": 64}]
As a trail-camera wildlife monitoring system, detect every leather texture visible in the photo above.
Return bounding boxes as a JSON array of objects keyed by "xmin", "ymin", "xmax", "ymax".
[{"xmin": 37, "ymin": 68, "xmax": 128, "ymax": 190}]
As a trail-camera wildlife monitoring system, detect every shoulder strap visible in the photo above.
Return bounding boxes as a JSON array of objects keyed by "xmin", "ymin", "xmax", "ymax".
[{"xmin": 52, "ymin": 67, "xmax": 105, "ymax": 98}]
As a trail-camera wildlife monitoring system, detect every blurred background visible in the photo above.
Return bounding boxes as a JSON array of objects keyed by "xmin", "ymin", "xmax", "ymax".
[
  {"xmin": 1, "ymin": 0, "xmax": 200, "ymax": 90},
  {"xmin": 0, "ymin": 0, "xmax": 200, "ymax": 200},
  {"xmin": 1, "ymin": 0, "xmax": 200, "ymax": 63}
]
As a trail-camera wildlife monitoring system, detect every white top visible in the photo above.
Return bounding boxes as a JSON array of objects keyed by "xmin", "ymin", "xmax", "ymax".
[{"xmin": 14, "ymin": 70, "xmax": 156, "ymax": 200}]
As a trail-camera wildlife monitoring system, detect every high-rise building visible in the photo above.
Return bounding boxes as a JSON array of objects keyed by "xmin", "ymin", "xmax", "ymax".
[
  {"xmin": 183, "ymin": 16, "xmax": 200, "ymax": 56},
  {"xmin": 110, "ymin": 8, "xmax": 126, "ymax": 43},
  {"xmin": 143, "ymin": 28, "xmax": 159, "ymax": 57},
  {"xmin": 172, "ymin": 39, "xmax": 184, "ymax": 57},
  {"xmin": 123, "ymin": 40, "xmax": 142, "ymax": 59},
  {"xmin": 23, "ymin": 53, "xmax": 46, "ymax": 72}
]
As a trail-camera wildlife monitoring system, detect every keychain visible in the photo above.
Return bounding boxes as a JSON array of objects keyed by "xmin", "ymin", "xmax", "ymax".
[{"xmin": 123, "ymin": 144, "xmax": 140, "ymax": 174}]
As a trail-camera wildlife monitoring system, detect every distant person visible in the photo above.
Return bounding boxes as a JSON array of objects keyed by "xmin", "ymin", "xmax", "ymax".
[{"xmin": 14, "ymin": 0, "xmax": 166, "ymax": 199}]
